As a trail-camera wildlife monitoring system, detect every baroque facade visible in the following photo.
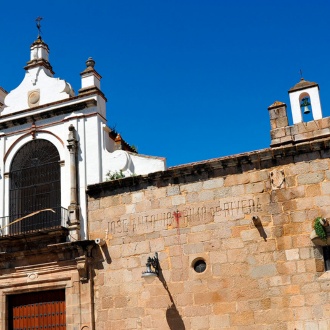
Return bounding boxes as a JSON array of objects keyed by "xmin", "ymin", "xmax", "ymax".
[
  {"xmin": 1, "ymin": 36, "xmax": 330, "ymax": 330},
  {"xmin": 0, "ymin": 36, "xmax": 164, "ymax": 330}
]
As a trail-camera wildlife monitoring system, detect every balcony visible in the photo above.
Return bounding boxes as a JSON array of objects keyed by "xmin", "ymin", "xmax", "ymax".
[{"xmin": 0, "ymin": 207, "xmax": 69, "ymax": 237}]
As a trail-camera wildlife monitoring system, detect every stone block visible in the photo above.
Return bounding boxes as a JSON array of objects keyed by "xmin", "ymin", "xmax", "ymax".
[
  {"xmin": 250, "ymin": 264, "xmax": 277, "ymax": 279},
  {"xmin": 203, "ymin": 178, "xmax": 224, "ymax": 190},
  {"xmin": 241, "ymin": 229, "xmax": 261, "ymax": 241},
  {"xmin": 167, "ymin": 185, "xmax": 180, "ymax": 196},
  {"xmin": 231, "ymin": 184, "xmax": 245, "ymax": 196},
  {"xmin": 245, "ymin": 182, "xmax": 265, "ymax": 194},
  {"xmin": 183, "ymin": 305, "xmax": 212, "ymax": 317},
  {"xmin": 176, "ymin": 293, "xmax": 194, "ymax": 306},
  {"xmin": 198, "ymin": 190, "xmax": 214, "ymax": 202},
  {"xmin": 89, "ymin": 209, "xmax": 105, "ymax": 222},
  {"xmin": 209, "ymin": 251, "xmax": 228, "ymax": 264},
  {"xmin": 194, "ymin": 292, "xmax": 222, "ymax": 305},
  {"xmin": 270, "ymin": 119, "xmax": 277, "ymax": 130},
  {"xmin": 272, "ymin": 127, "xmax": 286, "ymax": 138},
  {"xmin": 189, "ymin": 316, "xmax": 210, "ymax": 329},
  {"xmin": 321, "ymin": 181, "xmax": 330, "ymax": 195},
  {"xmin": 171, "ymin": 195, "xmax": 186, "ymax": 206},
  {"xmin": 224, "ymin": 173, "xmax": 250, "ymax": 186},
  {"xmin": 285, "ymin": 249, "xmax": 299, "ymax": 260},
  {"xmin": 276, "ymin": 261, "xmax": 296, "ymax": 275},
  {"xmin": 315, "ymin": 195, "xmax": 330, "ymax": 207},
  {"xmin": 209, "ymin": 314, "xmax": 230, "ymax": 329},
  {"xmin": 297, "ymin": 173, "xmax": 325, "ymax": 185},
  {"xmin": 214, "ymin": 187, "xmax": 232, "ymax": 198},
  {"xmin": 290, "ymin": 210, "xmax": 307, "ymax": 223},
  {"xmin": 183, "ymin": 243, "xmax": 204, "ymax": 254},
  {"xmin": 276, "ymin": 116, "xmax": 289, "ymax": 128},
  {"xmin": 227, "ymin": 248, "xmax": 248, "ymax": 263},
  {"xmin": 269, "ymin": 275, "xmax": 291, "ymax": 286},
  {"xmin": 286, "ymin": 162, "xmax": 310, "ymax": 176},
  {"xmin": 114, "ymin": 296, "xmax": 128, "ymax": 308},
  {"xmin": 187, "ymin": 231, "xmax": 212, "ymax": 243},
  {"xmin": 295, "ymin": 197, "xmax": 315, "ymax": 211},
  {"xmin": 158, "ymin": 197, "xmax": 173, "ymax": 208},
  {"xmin": 186, "ymin": 192, "xmax": 199, "ymax": 203},
  {"xmin": 299, "ymin": 247, "xmax": 310, "ymax": 259},
  {"xmin": 268, "ymin": 107, "xmax": 283, "ymax": 120},
  {"xmin": 121, "ymin": 241, "xmax": 150, "ymax": 257},
  {"xmin": 270, "ymin": 137, "xmax": 281, "ymax": 145},
  {"xmin": 272, "ymin": 213, "xmax": 290, "ymax": 226},
  {"xmin": 89, "ymin": 200, "xmax": 100, "ymax": 210},
  {"xmin": 164, "ymin": 234, "xmax": 187, "ymax": 247},
  {"xmin": 231, "ymin": 311, "xmax": 254, "ymax": 326},
  {"xmin": 181, "ymin": 181, "xmax": 203, "ymax": 193},
  {"xmin": 132, "ymin": 191, "xmax": 144, "ymax": 203},
  {"xmin": 213, "ymin": 302, "xmax": 236, "ymax": 314}
]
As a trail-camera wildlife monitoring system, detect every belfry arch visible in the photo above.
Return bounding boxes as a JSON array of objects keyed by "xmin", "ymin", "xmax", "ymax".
[{"xmin": 9, "ymin": 139, "xmax": 61, "ymax": 233}]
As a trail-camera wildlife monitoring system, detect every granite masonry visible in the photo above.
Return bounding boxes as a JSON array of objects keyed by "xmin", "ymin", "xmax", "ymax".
[{"xmin": 86, "ymin": 96, "xmax": 330, "ymax": 329}]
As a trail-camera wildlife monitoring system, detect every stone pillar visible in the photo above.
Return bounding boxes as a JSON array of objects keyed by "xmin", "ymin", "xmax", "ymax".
[
  {"xmin": 268, "ymin": 101, "xmax": 292, "ymax": 147},
  {"xmin": 67, "ymin": 124, "xmax": 80, "ymax": 240}
]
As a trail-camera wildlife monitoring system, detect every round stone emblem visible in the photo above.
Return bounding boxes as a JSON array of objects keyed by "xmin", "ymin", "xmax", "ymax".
[{"xmin": 28, "ymin": 90, "xmax": 40, "ymax": 107}]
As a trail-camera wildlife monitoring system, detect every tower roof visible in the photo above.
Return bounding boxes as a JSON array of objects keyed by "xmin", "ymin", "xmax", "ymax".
[{"xmin": 288, "ymin": 78, "xmax": 319, "ymax": 93}]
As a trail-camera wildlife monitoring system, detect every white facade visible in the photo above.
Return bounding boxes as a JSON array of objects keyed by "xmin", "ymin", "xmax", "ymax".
[{"xmin": 0, "ymin": 37, "xmax": 166, "ymax": 240}]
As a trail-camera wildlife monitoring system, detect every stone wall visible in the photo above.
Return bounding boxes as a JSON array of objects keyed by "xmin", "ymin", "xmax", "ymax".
[{"xmin": 87, "ymin": 138, "xmax": 330, "ymax": 330}]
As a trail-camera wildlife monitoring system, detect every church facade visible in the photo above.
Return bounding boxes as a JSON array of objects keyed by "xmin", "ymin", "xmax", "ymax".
[
  {"xmin": 0, "ymin": 35, "xmax": 330, "ymax": 329},
  {"xmin": 0, "ymin": 36, "xmax": 164, "ymax": 329}
]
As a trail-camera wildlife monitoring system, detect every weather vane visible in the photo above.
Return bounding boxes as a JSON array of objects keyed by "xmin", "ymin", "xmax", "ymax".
[{"xmin": 36, "ymin": 17, "xmax": 43, "ymax": 38}]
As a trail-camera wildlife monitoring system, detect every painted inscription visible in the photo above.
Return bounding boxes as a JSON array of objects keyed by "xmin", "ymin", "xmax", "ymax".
[{"xmin": 108, "ymin": 197, "xmax": 262, "ymax": 235}]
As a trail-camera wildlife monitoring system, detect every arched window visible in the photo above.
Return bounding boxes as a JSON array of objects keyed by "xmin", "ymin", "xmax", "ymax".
[{"xmin": 9, "ymin": 139, "xmax": 61, "ymax": 233}]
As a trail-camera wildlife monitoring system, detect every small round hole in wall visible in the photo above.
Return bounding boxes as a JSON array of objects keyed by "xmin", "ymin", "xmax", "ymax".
[{"xmin": 193, "ymin": 259, "xmax": 206, "ymax": 273}]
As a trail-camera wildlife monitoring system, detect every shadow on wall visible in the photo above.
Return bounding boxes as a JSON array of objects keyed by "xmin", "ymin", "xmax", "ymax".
[
  {"xmin": 158, "ymin": 266, "xmax": 185, "ymax": 330},
  {"xmin": 93, "ymin": 243, "xmax": 112, "ymax": 271},
  {"xmin": 252, "ymin": 216, "xmax": 267, "ymax": 242}
]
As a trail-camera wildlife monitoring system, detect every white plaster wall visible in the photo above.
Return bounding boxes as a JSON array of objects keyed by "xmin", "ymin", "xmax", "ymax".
[
  {"xmin": 130, "ymin": 153, "xmax": 166, "ymax": 175},
  {"xmin": 101, "ymin": 149, "xmax": 166, "ymax": 180},
  {"xmin": 81, "ymin": 75, "xmax": 100, "ymax": 89},
  {"xmin": 83, "ymin": 116, "xmax": 103, "ymax": 185},
  {"xmin": 2, "ymin": 67, "xmax": 73, "ymax": 115}
]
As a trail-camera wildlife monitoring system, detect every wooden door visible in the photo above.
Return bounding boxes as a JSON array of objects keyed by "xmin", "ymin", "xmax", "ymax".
[{"xmin": 8, "ymin": 289, "xmax": 66, "ymax": 330}]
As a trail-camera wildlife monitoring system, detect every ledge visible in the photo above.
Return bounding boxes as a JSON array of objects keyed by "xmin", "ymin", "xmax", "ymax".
[{"xmin": 87, "ymin": 136, "xmax": 330, "ymax": 197}]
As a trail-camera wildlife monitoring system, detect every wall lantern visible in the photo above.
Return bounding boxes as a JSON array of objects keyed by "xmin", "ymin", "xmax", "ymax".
[
  {"xmin": 142, "ymin": 252, "xmax": 159, "ymax": 278},
  {"xmin": 300, "ymin": 97, "xmax": 311, "ymax": 114}
]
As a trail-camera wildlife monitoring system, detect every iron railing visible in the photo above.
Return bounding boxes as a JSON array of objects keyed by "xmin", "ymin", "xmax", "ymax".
[{"xmin": 0, "ymin": 207, "xmax": 68, "ymax": 237}]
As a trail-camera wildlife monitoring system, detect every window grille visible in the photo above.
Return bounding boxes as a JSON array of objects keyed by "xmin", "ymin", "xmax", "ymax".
[{"xmin": 9, "ymin": 139, "xmax": 61, "ymax": 234}]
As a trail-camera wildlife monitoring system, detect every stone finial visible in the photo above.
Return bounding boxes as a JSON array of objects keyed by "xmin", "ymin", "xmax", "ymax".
[
  {"xmin": 115, "ymin": 134, "xmax": 122, "ymax": 142},
  {"xmin": 115, "ymin": 134, "xmax": 123, "ymax": 150},
  {"xmin": 79, "ymin": 57, "xmax": 103, "ymax": 94},
  {"xmin": 86, "ymin": 57, "xmax": 95, "ymax": 69}
]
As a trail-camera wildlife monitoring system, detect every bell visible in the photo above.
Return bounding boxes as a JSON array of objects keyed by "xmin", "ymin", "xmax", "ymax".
[
  {"xmin": 303, "ymin": 106, "xmax": 310, "ymax": 114},
  {"xmin": 300, "ymin": 97, "xmax": 311, "ymax": 114}
]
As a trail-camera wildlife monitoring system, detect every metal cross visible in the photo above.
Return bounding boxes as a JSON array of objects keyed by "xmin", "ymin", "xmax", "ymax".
[
  {"xmin": 36, "ymin": 17, "xmax": 43, "ymax": 38},
  {"xmin": 299, "ymin": 69, "xmax": 303, "ymax": 79}
]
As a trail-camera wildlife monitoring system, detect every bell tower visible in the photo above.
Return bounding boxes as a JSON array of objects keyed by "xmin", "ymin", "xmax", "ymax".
[{"xmin": 288, "ymin": 77, "xmax": 323, "ymax": 124}]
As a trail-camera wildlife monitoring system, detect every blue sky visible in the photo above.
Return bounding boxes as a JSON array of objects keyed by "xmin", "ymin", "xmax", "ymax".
[{"xmin": 1, "ymin": 1, "xmax": 330, "ymax": 167}]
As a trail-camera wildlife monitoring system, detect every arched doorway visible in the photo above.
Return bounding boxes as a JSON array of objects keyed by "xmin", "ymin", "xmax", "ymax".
[{"xmin": 9, "ymin": 139, "xmax": 61, "ymax": 234}]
